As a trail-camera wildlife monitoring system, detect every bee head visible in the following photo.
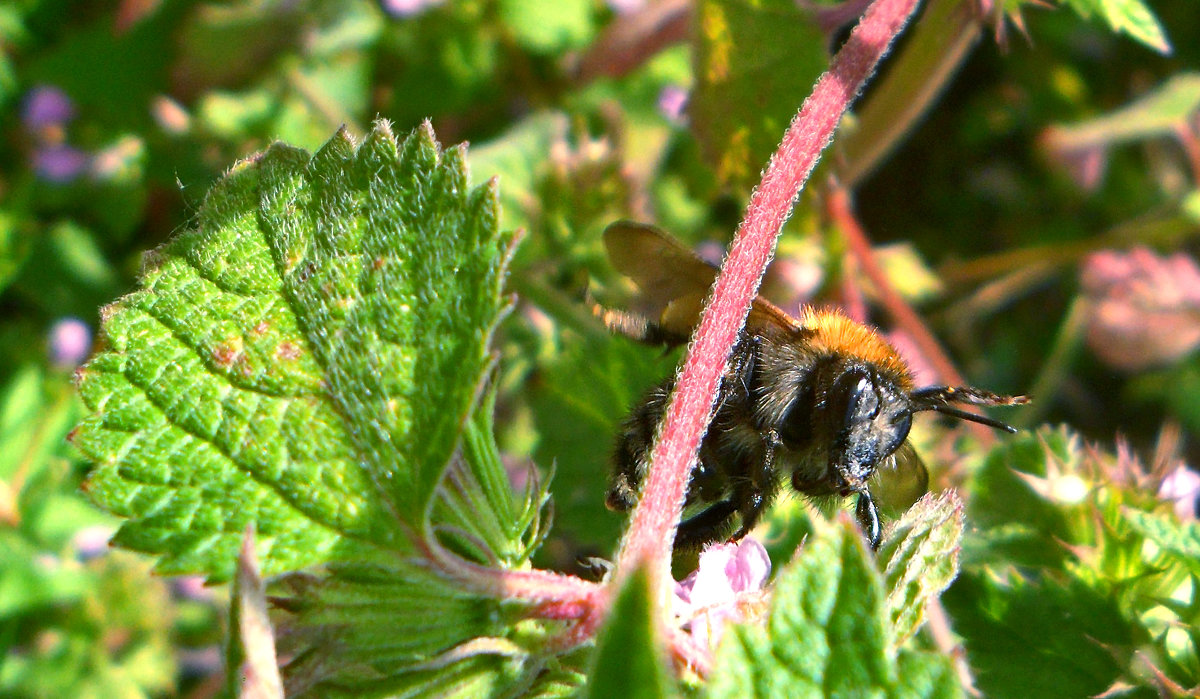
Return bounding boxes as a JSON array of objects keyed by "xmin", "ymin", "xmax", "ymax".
[{"xmin": 826, "ymin": 367, "xmax": 913, "ymax": 489}]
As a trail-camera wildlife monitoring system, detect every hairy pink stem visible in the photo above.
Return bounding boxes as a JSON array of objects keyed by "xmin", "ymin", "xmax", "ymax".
[{"xmin": 616, "ymin": 0, "xmax": 923, "ymax": 587}]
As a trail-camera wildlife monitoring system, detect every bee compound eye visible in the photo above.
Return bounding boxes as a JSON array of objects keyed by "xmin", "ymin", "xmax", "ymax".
[
  {"xmin": 836, "ymin": 370, "xmax": 879, "ymax": 429},
  {"xmin": 885, "ymin": 409, "xmax": 913, "ymax": 454}
]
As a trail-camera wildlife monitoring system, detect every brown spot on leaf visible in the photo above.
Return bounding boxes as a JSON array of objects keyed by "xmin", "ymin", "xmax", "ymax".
[
  {"xmin": 212, "ymin": 338, "xmax": 243, "ymax": 369},
  {"xmin": 275, "ymin": 341, "xmax": 301, "ymax": 361}
]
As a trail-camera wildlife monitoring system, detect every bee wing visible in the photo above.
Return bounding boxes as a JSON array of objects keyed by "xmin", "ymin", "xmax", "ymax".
[
  {"xmin": 869, "ymin": 441, "xmax": 929, "ymax": 517},
  {"xmin": 603, "ymin": 221, "xmax": 805, "ymax": 339}
]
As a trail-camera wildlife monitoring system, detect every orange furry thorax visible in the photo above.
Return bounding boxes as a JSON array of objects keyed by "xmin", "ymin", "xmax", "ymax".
[{"xmin": 797, "ymin": 307, "xmax": 913, "ymax": 389}]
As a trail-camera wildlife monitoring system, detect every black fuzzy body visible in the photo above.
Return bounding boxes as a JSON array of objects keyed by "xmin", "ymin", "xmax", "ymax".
[{"xmin": 605, "ymin": 328, "xmax": 914, "ymax": 549}]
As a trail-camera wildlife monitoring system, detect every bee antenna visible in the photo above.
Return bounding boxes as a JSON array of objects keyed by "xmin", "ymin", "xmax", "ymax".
[{"xmin": 917, "ymin": 404, "xmax": 1019, "ymax": 433}]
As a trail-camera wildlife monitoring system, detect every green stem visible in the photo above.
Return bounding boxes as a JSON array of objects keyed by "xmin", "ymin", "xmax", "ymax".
[
  {"xmin": 940, "ymin": 211, "xmax": 1200, "ymax": 285},
  {"xmin": 1012, "ymin": 296, "xmax": 1087, "ymax": 429}
]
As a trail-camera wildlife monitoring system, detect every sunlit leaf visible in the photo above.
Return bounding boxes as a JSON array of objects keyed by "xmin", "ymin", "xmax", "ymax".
[{"xmin": 72, "ymin": 122, "xmax": 516, "ymax": 581}]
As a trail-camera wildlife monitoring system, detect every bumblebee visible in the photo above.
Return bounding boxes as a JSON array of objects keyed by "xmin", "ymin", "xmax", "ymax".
[{"xmin": 599, "ymin": 222, "xmax": 1026, "ymax": 549}]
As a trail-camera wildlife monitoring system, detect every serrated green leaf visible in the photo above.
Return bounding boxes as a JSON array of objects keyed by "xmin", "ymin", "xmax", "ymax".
[
  {"xmin": 584, "ymin": 567, "xmax": 678, "ymax": 699},
  {"xmin": 941, "ymin": 570, "xmax": 1135, "ymax": 699},
  {"xmin": 1124, "ymin": 509, "xmax": 1200, "ymax": 576},
  {"xmin": 878, "ymin": 491, "xmax": 964, "ymax": 650},
  {"xmin": 468, "ymin": 112, "xmax": 570, "ymax": 234},
  {"xmin": 691, "ymin": 0, "xmax": 828, "ymax": 189},
  {"xmin": 964, "ymin": 427, "xmax": 1075, "ymax": 569},
  {"xmin": 707, "ymin": 519, "xmax": 962, "ymax": 698},
  {"xmin": 72, "ymin": 122, "xmax": 514, "ymax": 581},
  {"xmin": 1062, "ymin": 0, "xmax": 1171, "ymax": 54},
  {"xmin": 433, "ymin": 385, "xmax": 549, "ymax": 566}
]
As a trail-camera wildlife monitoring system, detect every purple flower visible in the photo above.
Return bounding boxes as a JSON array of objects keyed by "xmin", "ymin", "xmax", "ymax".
[
  {"xmin": 22, "ymin": 86, "xmax": 75, "ymax": 131},
  {"xmin": 1159, "ymin": 465, "xmax": 1200, "ymax": 521},
  {"xmin": 657, "ymin": 85, "xmax": 688, "ymax": 124},
  {"xmin": 673, "ymin": 537, "xmax": 771, "ymax": 649},
  {"xmin": 32, "ymin": 144, "xmax": 89, "ymax": 183},
  {"xmin": 72, "ymin": 525, "xmax": 113, "ymax": 562},
  {"xmin": 608, "ymin": 0, "xmax": 647, "ymax": 14},
  {"xmin": 1080, "ymin": 247, "xmax": 1200, "ymax": 371},
  {"xmin": 381, "ymin": 0, "xmax": 443, "ymax": 17},
  {"xmin": 173, "ymin": 575, "xmax": 216, "ymax": 602},
  {"xmin": 48, "ymin": 317, "xmax": 92, "ymax": 368}
]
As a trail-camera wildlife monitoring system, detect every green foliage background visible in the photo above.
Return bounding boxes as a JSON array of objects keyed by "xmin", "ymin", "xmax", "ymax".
[{"xmin": 1, "ymin": 0, "xmax": 1199, "ymax": 697}]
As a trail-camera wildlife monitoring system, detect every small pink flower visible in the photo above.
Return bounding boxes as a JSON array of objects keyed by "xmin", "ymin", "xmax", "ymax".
[
  {"xmin": 673, "ymin": 537, "xmax": 771, "ymax": 650},
  {"xmin": 1080, "ymin": 247, "xmax": 1200, "ymax": 371},
  {"xmin": 1159, "ymin": 465, "xmax": 1200, "ymax": 521},
  {"xmin": 173, "ymin": 575, "xmax": 216, "ymax": 602},
  {"xmin": 48, "ymin": 317, "xmax": 92, "ymax": 368},
  {"xmin": 71, "ymin": 524, "xmax": 113, "ymax": 561},
  {"xmin": 381, "ymin": 0, "xmax": 443, "ymax": 17},
  {"xmin": 608, "ymin": 0, "xmax": 647, "ymax": 14},
  {"xmin": 657, "ymin": 85, "xmax": 688, "ymax": 125}
]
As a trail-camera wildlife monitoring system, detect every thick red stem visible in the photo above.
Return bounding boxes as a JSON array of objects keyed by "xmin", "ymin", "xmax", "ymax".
[{"xmin": 615, "ymin": 0, "xmax": 924, "ymax": 588}]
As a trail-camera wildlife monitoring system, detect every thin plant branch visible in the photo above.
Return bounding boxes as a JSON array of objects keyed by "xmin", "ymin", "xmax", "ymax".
[{"xmin": 569, "ymin": 0, "xmax": 691, "ymax": 83}]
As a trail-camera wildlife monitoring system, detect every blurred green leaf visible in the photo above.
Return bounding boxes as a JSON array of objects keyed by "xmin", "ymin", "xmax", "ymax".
[
  {"xmin": 198, "ymin": 88, "xmax": 277, "ymax": 139},
  {"xmin": 14, "ymin": 221, "xmax": 120, "ymax": 321},
  {"xmin": 469, "ymin": 112, "xmax": 570, "ymax": 234},
  {"xmin": 1061, "ymin": 0, "xmax": 1171, "ymax": 54},
  {"xmin": 870, "ymin": 242, "xmax": 944, "ymax": 304},
  {"xmin": 691, "ymin": 0, "xmax": 827, "ymax": 189},
  {"xmin": 499, "ymin": 0, "xmax": 596, "ymax": 54},
  {"xmin": 942, "ymin": 569, "xmax": 1136, "ymax": 699},
  {"xmin": 964, "ymin": 427, "xmax": 1075, "ymax": 569},
  {"xmin": 584, "ymin": 567, "xmax": 678, "ymax": 699},
  {"xmin": 0, "ymin": 529, "xmax": 88, "ymax": 618},
  {"xmin": 0, "ymin": 552, "xmax": 177, "ymax": 699},
  {"xmin": 72, "ymin": 122, "xmax": 515, "ymax": 581},
  {"xmin": 1043, "ymin": 73, "xmax": 1200, "ymax": 177},
  {"xmin": 1124, "ymin": 509, "xmax": 1200, "ymax": 577},
  {"xmin": 0, "ymin": 211, "xmax": 34, "ymax": 296}
]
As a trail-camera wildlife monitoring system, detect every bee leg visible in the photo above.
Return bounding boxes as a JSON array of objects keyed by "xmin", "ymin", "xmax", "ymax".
[
  {"xmin": 855, "ymin": 492, "xmax": 882, "ymax": 549},
  {"xmin": 607, "ymin": 382, "xmax": 672, "ymax": 511},
  {"xmin": 731, "ymin": 429, "xmax": 782, "ymax": 540},
  {"xmin": 605, "ymin": 474, "xmax": 639, "ymax": 511},
  {"xmin": 675, "ymin": 499, "xmax": 739, "ymax": 548}
]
